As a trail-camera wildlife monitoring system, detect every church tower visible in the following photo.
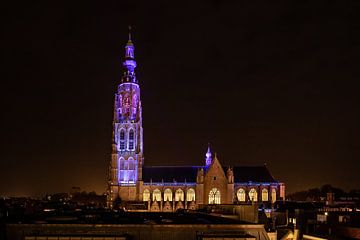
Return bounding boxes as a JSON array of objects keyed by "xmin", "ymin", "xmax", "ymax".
[{"xmin": 108, "ymin": 29, "xmax": 144, "ymax": 207}]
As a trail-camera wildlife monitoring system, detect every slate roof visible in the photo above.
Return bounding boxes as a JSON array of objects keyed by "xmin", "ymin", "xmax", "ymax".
[
  {"xmin": 142, "ymin": 165, "xmax": 277, "ymax": 183},
  {"xmin": 142, "ymin": 166, "xmax": 199, "ymax": 182},
  {"xmin": 231, "ymin": 166, "xmax": 276, "ymax": 183}
]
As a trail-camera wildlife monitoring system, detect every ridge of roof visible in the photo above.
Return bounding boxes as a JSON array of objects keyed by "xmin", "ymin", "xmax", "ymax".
[
  {"xmin": 143, "ymin": 166, "xmax": 202, "ymax": 168},
  {"xmin": 142, "ymin": 165, "xmax": 278, "ymax": 183},
  {"xmin": 143, "ymin": 165, "xmax": 272, "ymax": 168}
]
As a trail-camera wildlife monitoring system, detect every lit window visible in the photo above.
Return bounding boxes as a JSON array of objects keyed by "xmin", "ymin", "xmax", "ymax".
[
  {"xmin": 129, "ymin": 129, "xmax": 135, "ymax": 150},
  {"xmin": 208, "ymin": 188, "xmax": 221, "ymax": 204},
  {"xmin": 262, "ymin": 188, "xmax": 268, "ymax": 202},
  {"xmin": 119, "ymin": 157, "xmax": 125, "ymax": 169},
  {"xmin": 271, "ymin": 188, "xmax": 277, "ymax": 203},
  {"xmin": 175, "ymin": 189, "xmax": 184, "ymax": 201},
  {"xmin": 126, "ymin": 157, "xmax": 135, "ymax": 182},
  {"xmin": 152, "ymin": 189, "xmax": 161, "ymax": 202},
  {"xmin": 164, "ymin": 188, "xmax": 173, "ymax": 201},
  {"xmin": 128, "ymin": 157, "xmax": 134, "ymax": 170},
  {"xmin": 143, "ymin": 189, "xmax": 150, "ymax": 202},
  {"xmin": 186, "ymin": 188, "xmax": 196, "ymax": 201},
  {"xmin": 237, "ymin": 188, "xmax": 246, "ymax": 202},
  {"xmin": 119, "ymin": 129, "xmax": 125, "ymax": 150},
  {"xmin": 118, "ymin": 157, "xmax": 125, "ymax": 182},
  {"xmin": 124, "ymin": 161, "xmax": 128, "ymax": 170},
  {"xmin": 280, "ymin": 185, "xmax": 285, "ymax": 199},
  {"xmin": 132, "ymin": 94, "xmax": 137, "ymax": 115},
  {"xmin": 249, "ymin": 188, "xmax": 258, "ymax": 202}
]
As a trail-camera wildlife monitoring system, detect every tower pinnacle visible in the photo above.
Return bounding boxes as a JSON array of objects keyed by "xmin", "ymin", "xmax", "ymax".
[
  {"xmin": 108, "ymin": 28, "xmax": 144, "ymax": 207},
  {"xmin": 205, "ymin": 143, "xmax": 212, "ymax": 167},
  {"xmin": 122, "ymin": 26, "xmax": 137, "ymax": 83},
  {"xmin": 128, "ymin": 25, "xmax": 132, "ymax": 44}
]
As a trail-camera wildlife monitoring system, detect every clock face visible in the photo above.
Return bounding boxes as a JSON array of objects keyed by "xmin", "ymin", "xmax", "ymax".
[
  {"xmin": 122, "ymin": 95, "xmax": 130, "ymax": 114},
  {"xmin": 123, "ymin": 96, "xmax": 130, "ymax": 107}
]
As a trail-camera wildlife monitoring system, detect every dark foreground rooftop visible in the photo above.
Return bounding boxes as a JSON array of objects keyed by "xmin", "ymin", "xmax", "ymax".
[
  {"xmin": 7, "ymin": 210, "xmax": 250, "ymax": 225},
  {"xmin": 3, "ymin": 211, "xmax": 270, "ymax": 240}
]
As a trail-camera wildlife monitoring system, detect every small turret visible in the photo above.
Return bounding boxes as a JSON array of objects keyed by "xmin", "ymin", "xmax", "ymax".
[
  {"xmin": 227, "ymin": 166, "xmax": 234, "ymax": 183},
  {"xmin": 197, "ymin": 168, "xmax": 204, "ymax": 183},
  {"xmin": 205, "ymin": 143, "xmax": 212, "ymax": 167}
]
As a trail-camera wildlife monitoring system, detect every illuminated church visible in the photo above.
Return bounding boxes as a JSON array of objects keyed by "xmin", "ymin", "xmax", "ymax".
[{"xmin": 107, "ymin": 33, "xmax": 285, "ymax": 210}]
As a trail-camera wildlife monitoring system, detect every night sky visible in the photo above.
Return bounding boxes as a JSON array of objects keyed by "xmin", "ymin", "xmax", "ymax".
[{"xmin": 2, "ymin": 1, "xmax": 360, "ymax": 197}]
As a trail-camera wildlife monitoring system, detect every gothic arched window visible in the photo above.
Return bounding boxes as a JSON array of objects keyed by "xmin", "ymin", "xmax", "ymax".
[
  {"xmin": 128, "ymin": 157, "xmax": 134, "ymax": 170},
  {"xmin": 119, "ymin": 157, "xmax": 125, "ymax": 182},
  {"xmin": 152, "ymin": 189, "xmax": 161, "ymax": 202},
  {"xmin": 143, "ymin": 189, "xmax": 150, "ymax": 202},
  {"xmin": 128, "ymin": 129, "xmax": 135, "ymax": 150},
  {"xmin": 119, "ymin": 157, "xmax": 125, "ymax": 169},
  {"xmin": 127, "ymin": 157, "xmax": 135, "ymax": 183},
  {"xmin": 132, "ymin": 94, "xmax": 137, "ymax": 116},
  {"xmin": 124, "ymin": 161, "xmax": 128, "ymax": 170},
  {"xmin": 237, "ymin": 188, "xmax": 246, "ymax": 202},
  {"xmin": 175, "ymin": 189, "xmax": 184, "ymax": 201},
  {"xmin": 208, "ymin": 188, "xmax": 221, "ymax": 204},
  {"xmin": 262, "ymin": 188, "xmax": 269, "ymax": 202},
  {"xmin": 164, "ymin": 188, "xmax": 173, "ymax": 201},
  {"xmin": 186, "ymin": 188, "xmax": 196, "ymax": 201},
  {"xmin": 249, "ymin": 188, "xmax": 258, "ymax": 202},
  {"xmin": 271, "ymin": 188, "xmax": 277, "ymax": 203},
  {"xmin": 119, "ymin": 129, "xmax": 125, "ymax": 150},
  {"xmin": 118, "ymin": 95, "xmax": 123, "ymax": 116}
]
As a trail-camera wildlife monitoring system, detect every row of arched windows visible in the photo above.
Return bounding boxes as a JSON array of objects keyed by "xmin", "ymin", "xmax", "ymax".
[
  {"xmin": 119, "ymin": 128, "xmax": 135, "ymax": 151},
  {"xmin": 119, "ymin": 157, "xmax": 136, "ymax": 170},
  {"xmin": 236, "ymin": 188, "xmax": 277, "ymax": 203},
  {"xmin": 143, "ymin": 188, "xmax": 196, "ymax": 202},
  {"xmin": 118, "ymin": 157, "xmax": 136, "ymax": 183}
]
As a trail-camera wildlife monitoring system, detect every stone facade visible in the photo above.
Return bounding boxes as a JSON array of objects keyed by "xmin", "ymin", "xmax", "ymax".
[{"xmin": 107, "ymin": 34, "xmax": 285, "ymax": 210}]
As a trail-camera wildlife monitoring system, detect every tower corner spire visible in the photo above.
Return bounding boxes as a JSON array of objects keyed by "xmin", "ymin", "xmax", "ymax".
[
  {"xmin": 127, "ymin": 25, "xmax": 133, "ymax": 45},
  {"xmin": 205, "ymin": 143, "xmax": 212, "ymax": 167}
]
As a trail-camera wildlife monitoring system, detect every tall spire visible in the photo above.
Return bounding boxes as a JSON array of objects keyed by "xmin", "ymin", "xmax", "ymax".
[
  {"xmin": 122, "ymin": 26, "xmax": 137, "ymax": 83},
  {"xmin": 128, "ymin": 25, "xmax": 132, "ymax": 43},
  {"xmin": 205, "ymin": 143, "xmax": 212, "ymax": 167}
]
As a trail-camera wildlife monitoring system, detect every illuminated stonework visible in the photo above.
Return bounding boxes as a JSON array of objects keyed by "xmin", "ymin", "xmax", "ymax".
[
  {"xmin": 108, "ymin": 31, "xmax": 144, "ymax": 205},
  {"xmin": 107, "ymin": 32, "xmax": 286, "ymax": 210}
]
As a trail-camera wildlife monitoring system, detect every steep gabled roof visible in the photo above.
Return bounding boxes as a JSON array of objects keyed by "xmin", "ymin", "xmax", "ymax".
[{"xmin": 205, "ymin": 155, "xmax": 226, "ymax": 180}]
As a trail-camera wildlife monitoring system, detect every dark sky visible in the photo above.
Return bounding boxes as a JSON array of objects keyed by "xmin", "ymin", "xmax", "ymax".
[{"xmin": 2, "ymin": 1, "xmax": 360, "ymax": 197}]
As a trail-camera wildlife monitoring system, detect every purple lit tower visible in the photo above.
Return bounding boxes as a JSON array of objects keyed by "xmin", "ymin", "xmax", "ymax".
[
  {"xmin": 108, "ymin": 30, "xmax": 144, "ymax": 207},
  {"xmin": 205, "ymin": 144, "xmax": 212, "ymax": 167}
]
